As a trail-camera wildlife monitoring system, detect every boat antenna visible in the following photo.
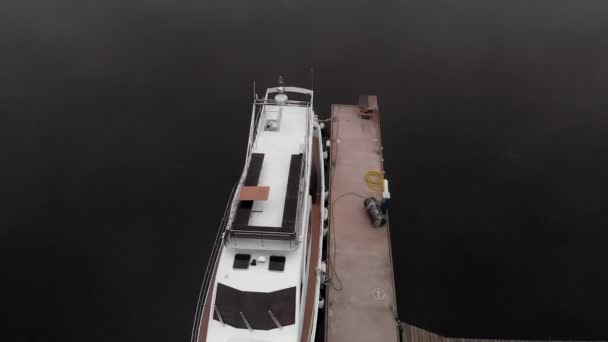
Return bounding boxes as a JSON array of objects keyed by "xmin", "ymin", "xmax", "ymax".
[
  {"xmin": 277, "ymin": 75, "xmax": 285, "ymax": 93},
  {"xmin": 310, "ymin": 66, "xmax": 314, "ymax": 92}
]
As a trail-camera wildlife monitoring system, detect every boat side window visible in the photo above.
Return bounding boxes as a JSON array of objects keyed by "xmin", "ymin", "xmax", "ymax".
[
  {"xmin": 269, "ymin": 255, "xmax": 286, "ymax": 271},
  {"xmin": 233, "ymin": 254, "xmax": 251, "ymax": 269}
]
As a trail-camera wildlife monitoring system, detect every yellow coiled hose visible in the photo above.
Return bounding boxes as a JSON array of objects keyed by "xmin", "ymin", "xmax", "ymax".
[{"xmin": 364, "ymin": 169, "xmax": 384, "ymax": 192}]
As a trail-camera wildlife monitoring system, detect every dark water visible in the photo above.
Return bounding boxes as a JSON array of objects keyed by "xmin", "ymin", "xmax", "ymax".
[{"xmin": 2, "ymin": 0, "xmax": 608, "ymax": 341}]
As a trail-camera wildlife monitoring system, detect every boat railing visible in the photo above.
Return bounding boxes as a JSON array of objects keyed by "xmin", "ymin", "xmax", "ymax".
[
  {"xmin": 222, "ymin": 100, "xmax": 265, "ymax": 243},
  {"xmin": 266, "ymin": 86, "xmax": 314, "ymax": 95},
  {"xmin": 191, "ymin": 87, "xmax": 315, "ymax": 341},
  {"xmin": 190, "ymin": 180, "xmax": 239, "ymax": 342},
  {"xmin": 254, "ymin": 98, "xmax": 310, "ymax": 107},
  {"xmin": 225, "ymin": 90, "xmax": 313, "ymax": 247},
  {"xmin": 293, "ymin": 103, "xmax": 312, "ymax": 242}
]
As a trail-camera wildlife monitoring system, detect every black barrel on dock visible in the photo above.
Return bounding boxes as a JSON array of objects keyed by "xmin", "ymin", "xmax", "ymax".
[{"xmin": 364, "ymin": 197, "xmax": 386, "ymax": 228}]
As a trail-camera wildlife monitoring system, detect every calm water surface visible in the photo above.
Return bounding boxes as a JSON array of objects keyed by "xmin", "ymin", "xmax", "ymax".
[{"xmin": 2, "ymin": 0, "xmax": 608, "ymax": 340}]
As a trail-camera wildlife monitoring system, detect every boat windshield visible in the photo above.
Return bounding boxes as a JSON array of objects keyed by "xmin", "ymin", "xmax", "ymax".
[{"xmin": 212, "ymin": 283, "xmax": 296, "ymax": 330}]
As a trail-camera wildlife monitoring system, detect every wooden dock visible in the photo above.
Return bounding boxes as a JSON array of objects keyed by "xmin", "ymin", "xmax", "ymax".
[
  {"xmin": 325, "ymin": 97, "xmax": 400, "ymax": 342},
  {"xmin": 323, "ymin": 97, "xmax": 600, "ymax": 342},
  {"xmin": 400, "ymin": 323, "xmax": 595, "ymax": 342}
]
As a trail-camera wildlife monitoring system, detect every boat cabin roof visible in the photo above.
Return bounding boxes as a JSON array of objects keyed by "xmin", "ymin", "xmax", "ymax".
[{"xmin": 226, "ymin": 88, "xmax": 312, "ymax": 248}]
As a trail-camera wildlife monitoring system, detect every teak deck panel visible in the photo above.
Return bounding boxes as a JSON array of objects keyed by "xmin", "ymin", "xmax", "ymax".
[
  {"xmin": 238, "ymin": 186, "xmax": 270, "ymax": 201},
  {"xmin": 326, "ymin": 102, "xmax": 400, "ymax": 342}
]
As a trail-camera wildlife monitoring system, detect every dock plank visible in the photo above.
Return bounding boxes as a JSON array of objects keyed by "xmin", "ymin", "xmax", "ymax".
[
  {"xmin": 326, "ymin": 102, "xmax": 400, "ymax": 342},
  {"xmin": 400, "ymin": 323, "xmax": 590, "ymax": 342}
]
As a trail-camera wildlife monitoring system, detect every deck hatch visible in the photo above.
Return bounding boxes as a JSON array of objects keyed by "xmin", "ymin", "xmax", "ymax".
[
  {"xmin": 268, "ymin": 256, "xmax": 286, "ymax": 271},
  {"xmin": 233, "ymin": 254, "xmax": 251, "ymax": 269}
]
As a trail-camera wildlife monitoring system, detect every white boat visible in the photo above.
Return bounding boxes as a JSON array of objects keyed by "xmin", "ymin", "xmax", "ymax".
[{"xmin": 192, "ymin": 81, "xmax": 326, "ymax": 342}]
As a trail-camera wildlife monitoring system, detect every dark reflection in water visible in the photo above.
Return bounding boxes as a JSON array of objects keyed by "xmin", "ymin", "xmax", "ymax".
[{"xmin": 2, "ymin": 0, "xmax": 608, "ymax": 341}]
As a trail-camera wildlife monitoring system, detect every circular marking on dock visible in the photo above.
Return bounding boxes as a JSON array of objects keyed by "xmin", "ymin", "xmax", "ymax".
[{"xmin": 371, "ymin": 287, "xmax": 386, "ymax": 300}]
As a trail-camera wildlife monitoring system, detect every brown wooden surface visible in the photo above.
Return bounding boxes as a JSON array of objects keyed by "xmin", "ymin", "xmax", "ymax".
[
  {"xmin": 401, "ymin": 323, "xmax": 585, "ymax": 342},
  {"xmin": 358, "ymin": 94, "xmax": 378, "ymax": 112},
  {"xmin": 326, "ymin": 102, "xmax": 400, "ymax": 342},
  {"xmin": 238, "ymin": 185, "xmax": 270, "ymax": 200},
  {"xmin": 196, "ymin": 263, "xmax": 218, "ymax": 342},
  {"xmin": 300, "ymin": 135, "xmax": 323, "ymax": 342}
]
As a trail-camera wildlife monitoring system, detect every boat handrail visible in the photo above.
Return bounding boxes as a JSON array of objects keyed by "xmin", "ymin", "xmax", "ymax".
[
  {"xmin": 239, "ymin": 312, "xmax": 253, "ymax": 331},
  {"xmin": 214, "ymin": 305, "xmax": 225, "ymax": 325},
  {"xmin": 254, "ymin": 99, "xmax": 309, "ymax": 106},
  {"xmin": 225, "ymin": 87, "xmax": 313, "ymax": 246},
  {"xmin": 268, "ymin": 309, "xmax": 282, "ymax": 329},
  {"xmin": 190, "ymin": 180, "xmax": 239, "ymax": 342},
  {"xmin": 266, "ymin": 86, "xmax": 313, "ymax": 95}
]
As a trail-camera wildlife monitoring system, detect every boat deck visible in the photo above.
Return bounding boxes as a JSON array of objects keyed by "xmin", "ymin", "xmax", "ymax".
[{"xmin": 325, "ymin": 100, "xmax": 400, "ymax": 342}]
